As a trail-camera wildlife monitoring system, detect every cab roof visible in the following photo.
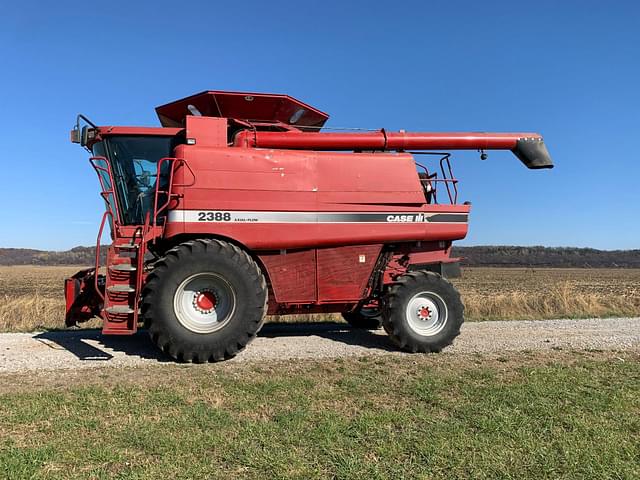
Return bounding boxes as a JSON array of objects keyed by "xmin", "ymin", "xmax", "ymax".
[{"xmin": 155, "ymin": 90, "xmax": 329, "ymax": 131}]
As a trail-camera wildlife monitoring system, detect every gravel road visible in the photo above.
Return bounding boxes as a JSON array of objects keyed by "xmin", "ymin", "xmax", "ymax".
[{"xmin": 0, "ymin": 317, "xmax": 638, "ymax": 374}]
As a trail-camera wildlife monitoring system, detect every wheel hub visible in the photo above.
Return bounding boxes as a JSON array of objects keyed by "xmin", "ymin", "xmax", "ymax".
[
  {"xmin": 173, "ymin": 273, "xmax": 236, "ymax": 334},
  {"xmin": 418, "ymin": 305, "xmax": 432, "ymax": 320},
  {"xmin": 405, "ymin": 291, "xmax": 448, "ymax": 337},
  {"xmin": 193, "ymin": 289, "xmax": 217, "ymax": 314}
]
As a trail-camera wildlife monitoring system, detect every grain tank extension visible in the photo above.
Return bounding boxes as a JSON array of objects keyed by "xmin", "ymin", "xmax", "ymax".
[{"xmin": 66, "ymin": 90, "xmax": 553, "ymax": 361}]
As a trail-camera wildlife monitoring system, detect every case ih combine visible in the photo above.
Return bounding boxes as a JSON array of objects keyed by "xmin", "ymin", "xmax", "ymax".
[{"xmin": 66, "ymin": 90, "xmax": 553, "ymax": 362}]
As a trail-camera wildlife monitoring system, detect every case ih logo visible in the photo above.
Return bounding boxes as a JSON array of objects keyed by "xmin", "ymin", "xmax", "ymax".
[{"xmin": 386, "ymin": 214, "xmax": 428, "ymax": 223}]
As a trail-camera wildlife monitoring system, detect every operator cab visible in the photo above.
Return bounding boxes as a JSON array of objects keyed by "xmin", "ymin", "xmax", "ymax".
[
  {"xmin": 72, "ymin": 115, "xmax": 182, "ymax": 226},
  {"xmin": 91, "ymin": 135, "xmax": 179, "ymax": 225}
]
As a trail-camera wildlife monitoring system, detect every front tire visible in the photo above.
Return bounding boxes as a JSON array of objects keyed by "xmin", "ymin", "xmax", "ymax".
[
  {"xmin": 142, "ymin": 239, "xmax": 267, "ymax": 362},
  {"xmin": 383, "ymin": 271, "xmax": 463, "ymax": 353}
]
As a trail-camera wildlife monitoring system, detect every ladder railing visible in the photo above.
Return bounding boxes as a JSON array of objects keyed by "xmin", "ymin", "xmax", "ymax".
[
  {"xmin": 413, "ymin": 152, "xmax": 459, "ymax": 204},
  {"xmin": 89, "ymin": 156, "xmax": 121, "ymax": 226},
  {"xmin": 132, "ymin": 212, "xmax": 151, "ymax": 327},
  {"xmin": 152, "ymin": 157, "xmax": 195, "ymax": 232},
  {"xmin": 89, "ymin": 156, "xmax": 121, "ymax": 303},
  {"xmin": 93, "ymin": 210, "xmax": 113, "ymax": 302}
]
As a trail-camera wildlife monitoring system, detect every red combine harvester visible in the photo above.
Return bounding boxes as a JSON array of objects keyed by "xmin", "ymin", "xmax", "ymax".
[{"xmin": 66, "ymin": 90, "xmax": 553, "ymax": 362}]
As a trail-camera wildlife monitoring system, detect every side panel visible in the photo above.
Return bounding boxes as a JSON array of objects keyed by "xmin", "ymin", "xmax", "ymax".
[
  {"xmin": 166, "ymin": 144, "xmax": 470, "ymax": 250},
  {"xmin": 258, "ymin": 244, "xmax": 383, "ymax": 305},
  {"xmin": 171, "ymin": 145, "xmax": 424, "ymax": 211},
  {"xmin": 317, "ymin": 244, "xmax": 382, "ymax": 302},
  {"xmin": 259, "ymin": 249, "xmax": 317, "ymax": 303},
  {"xmin": 316, "ymin": 150, "xmax": 424, "ymax": 205}
]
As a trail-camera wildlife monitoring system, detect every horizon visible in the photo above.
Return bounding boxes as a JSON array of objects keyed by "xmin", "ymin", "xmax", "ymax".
[
  {"xmin": 1, "ymin": 1, "xmax": 638, "ymax": 250},
  {"xmin": 2, "ymin": 244, "xmax": 639, "ymax": 254}
]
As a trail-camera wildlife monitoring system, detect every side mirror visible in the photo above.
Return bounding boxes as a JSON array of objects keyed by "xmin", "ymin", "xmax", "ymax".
[{"xmin": 71, "ymin": 114, "xmax": 98, "ymax": 147}]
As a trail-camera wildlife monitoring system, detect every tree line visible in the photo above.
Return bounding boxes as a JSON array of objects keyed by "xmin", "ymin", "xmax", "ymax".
[{"xmin": 1, "ymin": 245, "xmax": 639, "ymax": 267}]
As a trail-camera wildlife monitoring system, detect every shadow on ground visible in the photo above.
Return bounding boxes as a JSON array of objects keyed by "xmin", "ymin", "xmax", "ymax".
[
  {"xmin": 34, "ymin": 330, "xmax": 170, "ymax": 362},
  {"xmin": 261, "ymin": 322, "xmax": 395, "ymax": 351},
  {"xmin": 33, "ymin": 322, "xmax": 393, "ymax": 363}
]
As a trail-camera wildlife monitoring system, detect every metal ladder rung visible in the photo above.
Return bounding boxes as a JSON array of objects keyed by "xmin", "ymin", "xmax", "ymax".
[
  {"xmin": 105, "ymin": 306, "xmax": 136, "ymax": 314},
  {"xmin": 115, "ymin": 243, "xmax": 139, "ymax": 250},
  {"xmin": 110, "ymin": 264, "xmax": 137, "ymax": 272},
  {"xmin": 107, "ymin": 285, "xmax": 135, "ymax": 293}
]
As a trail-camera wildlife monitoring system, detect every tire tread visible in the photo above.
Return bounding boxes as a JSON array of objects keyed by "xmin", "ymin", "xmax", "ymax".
[
  {"xmin": 142, "ymin": 239, "xmax": 267, "ymax": 362},
  {"xmin": 383, "ymin": 271, "xmax": 464, "ymax": 353}
]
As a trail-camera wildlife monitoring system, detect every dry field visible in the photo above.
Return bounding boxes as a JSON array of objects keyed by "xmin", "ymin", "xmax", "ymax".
[
  {"xmin": 455, "ymin": 267, "xmax": 640, "ymax": 321},
  {"xmin": 0, "ymin": 265, "xmax": 639, "ymax": 333}
]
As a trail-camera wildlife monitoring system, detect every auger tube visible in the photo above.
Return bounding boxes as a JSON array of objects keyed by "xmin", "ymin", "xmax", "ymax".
[{"xmin": 233, "ymin": 130, "xmax": 554, "ymax": 169}]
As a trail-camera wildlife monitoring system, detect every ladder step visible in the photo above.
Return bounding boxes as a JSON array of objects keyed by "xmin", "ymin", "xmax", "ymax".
[
  {"xmin": 107, "ymin": 285, "xmax": 135, "ymax": 293},
  {"xmin": 110, "ymin": 264, "xmax": 137, "ymax": 272},
  {"xmin": 115, "ymin": 243, "xmax": 139, "ymax": 250},
  {"xmin": 105, "ymin": 306, "xmax": 135, "ymax": 314},
  {"xmin": 102, "ymin": 326, "xmax": 137, "ymax": 335}
]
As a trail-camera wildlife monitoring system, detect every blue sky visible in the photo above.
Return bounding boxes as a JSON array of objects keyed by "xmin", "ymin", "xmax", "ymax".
[{"xmin": 1, "ymin": 1, "xmax": 638, "ymax": 250}]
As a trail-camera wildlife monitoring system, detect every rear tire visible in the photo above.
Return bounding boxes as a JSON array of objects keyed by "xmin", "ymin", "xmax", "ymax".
[
  {"xmin": 141, "ymin": 239, "xmax": 267, "ymax": 362},
  {"xmin": 383, "ymin": 271, "xmax": 463, "ymax": 353},
  {"xmin": 342, "ymin": 307, "xmax": 383, "ymax": 330}
]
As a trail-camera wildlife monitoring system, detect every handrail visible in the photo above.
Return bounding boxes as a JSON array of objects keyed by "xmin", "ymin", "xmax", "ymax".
[
  {"xmin": 439, "ymin": 154, "xmax": 458, "ymax": 204},
  {"xmin": 89, "ymin": 155, "xmax": 121, "ymax": 304},
  {"xmin": 93, "ymin": 210, "xmax": 112, "ymax": 302},
  {"xmin": 170, "ymin": 157, "xmax": 197, "ymax": 188},
  {"xmin": 152, "ymin": 157, "xmax": 197, "ymax": 231},
  {"xmin": 412, "ymin": 152, "xmax": 459, "ymax": 204},
  {"xmin": 89, "ymin": 156, "xmax": 121, "ymax": 225},
  {"xmin": 131, "ymin": 212, "xmax": 151, "ymax": 325},
  {"xmin": 153, "ymin": 157, "xmax": 176, "ymax": 229}
]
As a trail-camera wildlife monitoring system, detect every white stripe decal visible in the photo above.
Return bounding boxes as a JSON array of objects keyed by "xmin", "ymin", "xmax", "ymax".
[{"xmin": 167, "ymin": 210, "xmax": 468, "ymax": 224}]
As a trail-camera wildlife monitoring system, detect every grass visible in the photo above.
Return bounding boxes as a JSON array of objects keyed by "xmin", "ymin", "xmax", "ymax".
[
  {"xmin": 1, "ymin": 266, "xmax": 639, "ymax": 332},
  {"xmin": 0, "ymin": 351, "xmax": 638, "ymax": 479}
]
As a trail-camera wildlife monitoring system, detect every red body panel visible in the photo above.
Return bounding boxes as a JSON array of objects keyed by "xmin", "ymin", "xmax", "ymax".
[
  {"xmin": 258, "ymin": 244, "xmax": 382, "ymax": 305},
  {"xmin": 155, "ymin": 116, "xmax": 470, "ymax": 307},
  {"xmin": 166, "ymin": 219, "xmax": 469, "ymax": 250},
  {"xmin": 260, "ymin": 249, "xmax": 317, "ymax": 303},
  {"xmin": 317, "ymin": 244, "xmax": 382, "ymax": 301},
  {"xmin": 163, "ymin": 126, "xmax": 469, "ymax": 250}
]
